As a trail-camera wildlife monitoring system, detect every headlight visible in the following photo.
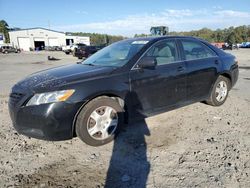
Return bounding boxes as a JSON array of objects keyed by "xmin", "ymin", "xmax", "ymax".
[{"xmin": 26, "ymin": 90, "xmax": 75, "ymax": 106}]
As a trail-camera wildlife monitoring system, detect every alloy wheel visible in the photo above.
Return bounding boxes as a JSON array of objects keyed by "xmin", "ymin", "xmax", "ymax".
[
  {"xmin": 87, "ymin": 106, "xmax": 118, "ymax": 140},
  {"xmin": 215, "ymin": 81, "xmax": 228, "ymax": 102}
]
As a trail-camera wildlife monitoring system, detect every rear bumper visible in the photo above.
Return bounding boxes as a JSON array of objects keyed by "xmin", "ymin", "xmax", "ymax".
[{"xmin": 9, "ymin": 99, "xmax": 83, "ymax": 141}]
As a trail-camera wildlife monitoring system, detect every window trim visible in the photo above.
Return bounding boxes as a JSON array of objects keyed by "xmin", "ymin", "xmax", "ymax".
[{"xmin": 131, "ymin": 39, "xmax": 181, "ymax": 70}]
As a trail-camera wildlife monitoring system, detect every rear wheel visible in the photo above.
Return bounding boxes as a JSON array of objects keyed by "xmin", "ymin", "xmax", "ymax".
[
  {"xmin": 76, "ymin": 96, "xmax": 124, "ymax": 146},
  {"xmin": 206, "ymin": 76, "xmax": 231, "ymax": 106}
]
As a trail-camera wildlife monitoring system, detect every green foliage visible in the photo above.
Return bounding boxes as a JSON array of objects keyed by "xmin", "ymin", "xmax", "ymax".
[
  {"xmin": 0, "ymin": 20, "xmax": 10, "ymax": 43},
  {"xmin": 67, "ymin": 32, "xmax": 125, "ymax": 45},
  {"xmin": 134, "ymin": 33, "xmax": 150, "ymax": 38},
  {"xmin": 168, "ymin": 25, "xmax": 250, "ymax": 44},
  {"xmin": 135, "ymin": 25, "xmax": 250, "ymax": 44}
]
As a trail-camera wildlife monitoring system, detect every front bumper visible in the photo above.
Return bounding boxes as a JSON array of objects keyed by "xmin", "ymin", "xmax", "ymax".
[
  {"xmin": 231, "ymin": 64, "xmax": 239, "ymax": 88},
  {"xmin": 74, "ymin": 51, "xmax": 87, "ymax": 58},
  {"xmin": 9, "ymin": 91, "xmax": 83, "ymax": 141}
]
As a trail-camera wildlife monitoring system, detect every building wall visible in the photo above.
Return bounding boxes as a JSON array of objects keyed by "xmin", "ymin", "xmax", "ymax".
[
  {"xmin": 0, "ymin": 33, "xmax": 4, "ymax": 45},
  {"xmin": 65, "ymin": 35, "xmax": 90, "ymax": 45},
  {"xmin": 9, "ymin": 28, "xmax": 66, "ymax": 50},
  {"xmin": 9, "ymin": 28, "xmax": 90, "ymax": 51}
]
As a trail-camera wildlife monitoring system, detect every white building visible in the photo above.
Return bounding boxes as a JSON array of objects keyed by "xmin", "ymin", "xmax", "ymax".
[
  {"xmin": 0, "ymin": 33, "xmax": 4, "ymax": 45},
  {"xmin": 9, "ymin": 27, "xmax": 90, "ymax": 51}
]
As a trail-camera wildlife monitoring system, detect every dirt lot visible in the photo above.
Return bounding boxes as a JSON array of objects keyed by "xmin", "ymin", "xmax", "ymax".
[{"xmin": 0, "ymin": 50, "xmax": 250, "ymax": 188}]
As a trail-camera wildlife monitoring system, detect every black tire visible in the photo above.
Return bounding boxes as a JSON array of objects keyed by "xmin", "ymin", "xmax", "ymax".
[
  {"xmin": 206, "ymin": 75, "xmax": 231, "ymax": 106},
  {"xmin": 72, "ymin": 48, "xmax": 77, "ymax": 57},
  {"xmin": 76, "ymin": 96, "xmax": 124, "ymax": 146}
]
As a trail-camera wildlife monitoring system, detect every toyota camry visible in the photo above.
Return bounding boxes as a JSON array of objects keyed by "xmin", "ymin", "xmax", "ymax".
[{"xmin": 9, "ymin": 36, "xmax": 239, "ymax": 146}]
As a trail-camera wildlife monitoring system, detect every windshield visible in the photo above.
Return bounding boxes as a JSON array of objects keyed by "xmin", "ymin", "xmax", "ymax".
[{"xmin": 82, "ymin": 39, "xmax": 148, "ymax": 67}]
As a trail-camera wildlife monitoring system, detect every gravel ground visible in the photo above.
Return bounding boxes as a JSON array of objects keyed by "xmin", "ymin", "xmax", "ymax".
[{"xmin": 0, "ymin": 50, "xmax": 249, "ymax": 188}]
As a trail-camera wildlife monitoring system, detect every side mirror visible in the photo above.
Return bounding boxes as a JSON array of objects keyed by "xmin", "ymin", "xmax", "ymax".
[{"xmin": 137, "ymin": 57, "xmax": 157, "ymax": 69}]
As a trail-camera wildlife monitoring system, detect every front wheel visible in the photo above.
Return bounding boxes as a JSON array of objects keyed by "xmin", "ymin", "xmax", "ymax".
[
  {"xmin": 206, "ymin": 76, "xmax": 231, "ymax": 106},
  {"xmin": 75, "ymin": 96, "xmax": 124, "ymax": 146}
]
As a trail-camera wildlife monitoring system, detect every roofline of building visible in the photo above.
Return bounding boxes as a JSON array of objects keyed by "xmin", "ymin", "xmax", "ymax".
[{"xmin": 9, "ymin": 27, "xmax": 65, "ymax": 34}]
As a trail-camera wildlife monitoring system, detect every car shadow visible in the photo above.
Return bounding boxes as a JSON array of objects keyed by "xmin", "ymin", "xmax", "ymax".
[{"xmin": 104, "ymin": 119, "xmax": 151, "ymax": 188}]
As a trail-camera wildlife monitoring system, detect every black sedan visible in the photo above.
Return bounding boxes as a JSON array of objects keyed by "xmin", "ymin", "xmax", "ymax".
[
  {"xmin": 9, "ymin": 36, "xmax": 239, "ymax": 146},
  {"xmin": 74, "ymin": 45, "xmax": 102, "ymax": 59}
]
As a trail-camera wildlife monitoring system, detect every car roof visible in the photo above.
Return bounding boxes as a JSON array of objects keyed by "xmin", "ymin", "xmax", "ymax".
[
  {"xmin": 125, "ymin": 36, "xmax": 227, "ymax": 56},
  {"xmin": 125, "ymin": 36, "xmax": 204, "ymax": 44}
]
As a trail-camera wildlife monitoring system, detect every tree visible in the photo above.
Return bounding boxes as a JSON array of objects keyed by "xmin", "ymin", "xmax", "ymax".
[
  {"xmin": 167, "ymin": 25, "xmax": 250, "ymax": 43},
  {"xmin": 0, "ymin": 20, "xmax": 10, "ymax": 43},
  {"xmin": 226, "ymin": 32, "xmax": 236, "ymax": 44},
  {"xmin": 134, "ymin": 33, "xmax": 149, "ymax": 38}
]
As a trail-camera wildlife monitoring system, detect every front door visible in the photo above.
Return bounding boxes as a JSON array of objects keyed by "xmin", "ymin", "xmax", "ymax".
[{"xmin": 129, "ymin": 39, "xmax": 187, "ymax": 114}]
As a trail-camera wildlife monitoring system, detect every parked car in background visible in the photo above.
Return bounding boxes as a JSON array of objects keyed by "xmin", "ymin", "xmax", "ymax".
[
  {"xmin": 62, "ymin": 45, "xmax": 71, "ymax": 53},
  {"xmin": 211, "ymin": 42, "xmax": 224, "ymax": 49},
  {"xmin": 45, "ymin": 46, "xmax": 62, "ymax": 51},
  {"xmin": 222, "ymin": 43, "xmax": 238, "ymax": 50},
  {"xmin": 9, "ymin": 36, "xmax": 239, "ymax": 146},
  {"xmin": 240, "ymin": 42, "xmax": 250, "ymax": 48},
  {"xmin": 62, "ymin": 43, "xmax": 86, "ymax": 55},
  {"xmin": 1, "ymin": 46, "xmax": 21, "ymax": 53},
  {"xmin": 74, "ymin": 45, "xmax": 103, "ymax": 59}
]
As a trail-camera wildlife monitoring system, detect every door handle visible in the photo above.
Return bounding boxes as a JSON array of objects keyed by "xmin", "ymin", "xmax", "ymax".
[
  {"xmin": 215, "ymin": 60, "xmax": 219, "ymax": 65},
  {"xmin": 177, "ymin": 66, "xmax": 185, "ymax": 72}
]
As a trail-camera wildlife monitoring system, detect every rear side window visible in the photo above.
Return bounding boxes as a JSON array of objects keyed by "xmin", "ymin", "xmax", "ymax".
[
  {"xmin": 181, "ymin": 40, "xmax": 216, "ymax": 61},
  {"xmin": 144, "ymin": 40, "xmax": 178, "ymax": 65}
]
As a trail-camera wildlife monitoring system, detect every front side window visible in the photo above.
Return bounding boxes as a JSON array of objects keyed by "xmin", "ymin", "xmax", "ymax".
[
  {"xmin": 144, "ymin": 40, "xmax": 178, "ymax": 65},
  {"xmin": 181, "ymin": 40, "xmax": 216, "ymax": 61},
  {"xmin": 82, "ymin": 40, "xmax": 148, "ymax": 67}
]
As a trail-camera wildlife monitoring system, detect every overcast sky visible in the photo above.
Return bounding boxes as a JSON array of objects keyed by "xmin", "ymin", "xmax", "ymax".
[{"xmin": 1, "ymin": 0, "xmax": 250, "ymax": 36}]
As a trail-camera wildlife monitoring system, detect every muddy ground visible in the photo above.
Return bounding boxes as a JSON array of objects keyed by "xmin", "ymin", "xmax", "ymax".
[{"xmin": 0, "ymin": 50, "xmax": 250, "ymax": 188}]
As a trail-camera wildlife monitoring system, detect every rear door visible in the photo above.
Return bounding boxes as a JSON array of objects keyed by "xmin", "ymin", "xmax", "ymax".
[
  {"xmin": 178, "ymin": 39, "xmax": 220, "ymax": 102},
  {"xmin": 10, "ymin": 47, "xmax": 16, "ymax": 52},
  {"xmin": 129, "ymin": 39, "xmax": 187, "ymax": 114}
]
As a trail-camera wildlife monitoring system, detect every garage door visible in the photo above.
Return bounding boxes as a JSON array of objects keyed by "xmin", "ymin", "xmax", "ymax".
[
  {"xmin": 48, "ymin": 38, "xmax": 59, "ymax": 46},
  {"xmin": 18, "ymin": 37, "xmax": 30, "ymax": 51}
]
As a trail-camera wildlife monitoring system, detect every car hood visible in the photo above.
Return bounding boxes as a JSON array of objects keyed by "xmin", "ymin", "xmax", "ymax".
[{"xmin": 15, "ymin": 64, "xmax": 115, "ymax": 92}]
